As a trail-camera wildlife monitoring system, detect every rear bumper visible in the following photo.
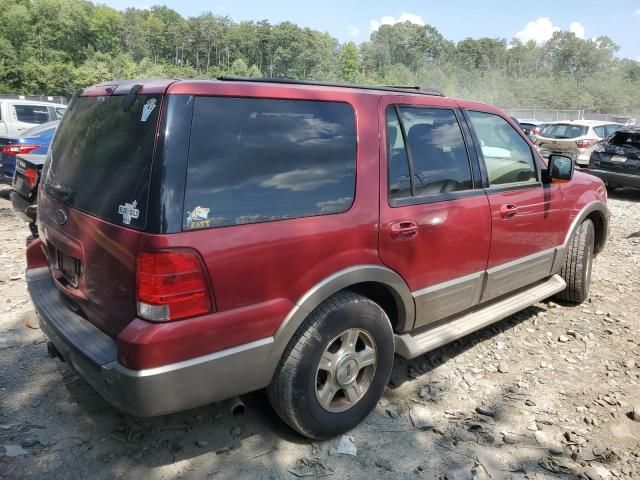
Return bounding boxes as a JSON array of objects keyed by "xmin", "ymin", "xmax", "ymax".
[
  {"xmin": 581, "ymin": 167, "xmax": 640, "ymax": 189},
  {"xmin": 10, "ymin": 191, "xmax": 32, "ymax": 222},
  {"xmin": 27, "ymin": 267, "xmax": 275, "ymax": 416}
]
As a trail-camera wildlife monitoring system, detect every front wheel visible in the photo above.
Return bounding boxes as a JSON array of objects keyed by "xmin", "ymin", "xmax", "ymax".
[
  {"xmin": 267, "ymin": 292, "xmax": 394, "ymax": 439},
  {"xmin": 555, "ymin": 219, "xmax": 595, "ymax": 303}
]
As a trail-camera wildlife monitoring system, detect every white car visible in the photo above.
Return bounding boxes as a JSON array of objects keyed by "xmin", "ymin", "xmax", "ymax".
[
  {"xmin": 0, "ymin": 99, "xmax": 66, "ymax": 137},
  {"xmin": 536, "ymin": 120, "xmax": 622, "ymax": 166}
]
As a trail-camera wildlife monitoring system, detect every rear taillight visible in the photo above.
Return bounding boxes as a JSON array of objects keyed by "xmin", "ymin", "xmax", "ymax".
[
  {"xmin": 136, "ymin": 250, "xmax": 212, "ymax": 322},
  {"xmin": 24, "ymin": 166, "xmax": 37, "ymax": 188},
  {"xmin": 575, "ymin": 139, "xmax": 597, "ymax": 149},
  {"xmin": 531, "ymin": 128, "xmax": 539, "ymax": 136},
  {"xmin": 2, "ymin": 144, "xmax": 40, "ymax": 156}
]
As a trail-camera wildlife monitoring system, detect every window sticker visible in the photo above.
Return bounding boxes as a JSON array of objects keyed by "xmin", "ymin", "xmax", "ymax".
[
  {"xmin": 186, "ymin": 206, "xmax": 211, "ymax": 229},
  {"xmin": 118, "ymin": 200, "xmax": 139, "ymax": 225},
  {"xmin": 141, "ymin": 98, "xmax": 157, "ymax": 122}
]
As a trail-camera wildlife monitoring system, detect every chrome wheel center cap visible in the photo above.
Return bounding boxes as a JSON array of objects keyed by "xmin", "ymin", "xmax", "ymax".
[{"xmin": 335, "ymin": 356, "xmax": 359, "ymax": 386}]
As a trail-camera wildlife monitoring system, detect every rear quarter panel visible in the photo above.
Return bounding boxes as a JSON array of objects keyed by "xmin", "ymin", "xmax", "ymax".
[{"xmin": 132, "ymin": 89, "xmax": 383, "ymax": 365}]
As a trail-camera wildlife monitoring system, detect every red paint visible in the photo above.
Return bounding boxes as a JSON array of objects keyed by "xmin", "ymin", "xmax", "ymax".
[
  {"xmin": 29, "ymin": 79, "xmax": 608, "ymax": 370},
  {"xmin": 377, "ymin": 95, "xmax": 492, "ymax": 293},
  {"xmin": 117, "ymin": 298, "xmax": 293, "ymax": 369},
  {"xmin": 485, "ymin": 185, "xmax": 565, "ymax": 268}
]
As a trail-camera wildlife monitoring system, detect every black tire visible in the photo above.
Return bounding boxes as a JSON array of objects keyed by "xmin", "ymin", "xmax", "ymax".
[
  {"xmin": 267, "ymin": 291, "xmax": 394, "ymax": 439},
  {"xmin": 555, "ymin": 219, "xmax": 595, "ymax": 303}
]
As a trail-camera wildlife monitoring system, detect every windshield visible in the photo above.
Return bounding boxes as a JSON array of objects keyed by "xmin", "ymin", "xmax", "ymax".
[
  {"xmin": 43, "ymin": 94, "xmax": 161, "ymax": 229},
  {"xmin": 539, "ymin": 124, "xmax": 588, "ymax": 139}
]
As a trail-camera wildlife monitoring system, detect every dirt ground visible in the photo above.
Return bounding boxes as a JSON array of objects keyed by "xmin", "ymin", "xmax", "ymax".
[{"xmin": 0, "ymin": 190, "xmax": 639, "ymax": 480}]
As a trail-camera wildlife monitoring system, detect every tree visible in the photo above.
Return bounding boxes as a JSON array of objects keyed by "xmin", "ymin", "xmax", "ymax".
[{"xmin": 339, "ymin": 42, "xmax": 359, "ymax": 82}]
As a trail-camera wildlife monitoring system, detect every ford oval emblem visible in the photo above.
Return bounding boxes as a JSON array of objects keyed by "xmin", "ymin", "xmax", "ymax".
[{"xmin": 54, "ymin": 209, "xmax": 68, "ymax": 226}]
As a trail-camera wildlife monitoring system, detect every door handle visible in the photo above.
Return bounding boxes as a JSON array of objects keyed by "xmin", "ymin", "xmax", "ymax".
[
  {"xmin": 500, "ymin": 204, "xmax": 518, "ymax": 218},
  {"xmin": 390, "ymin": 221, "xmax": 418, "ymax": 240}
]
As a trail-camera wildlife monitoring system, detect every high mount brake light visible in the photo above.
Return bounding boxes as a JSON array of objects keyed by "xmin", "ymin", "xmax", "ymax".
[{"xmin": 136, "ymin": 250, "xmax": 212, "ymax": 322}]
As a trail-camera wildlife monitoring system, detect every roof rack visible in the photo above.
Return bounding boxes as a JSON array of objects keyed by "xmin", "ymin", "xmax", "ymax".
[{"xmin": 217, "ymin": 76, "xmax": 444, "ymax": 97}]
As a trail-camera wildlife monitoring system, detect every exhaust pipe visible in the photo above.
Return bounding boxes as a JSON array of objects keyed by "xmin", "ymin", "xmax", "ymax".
[{"xmin": 229, "ymin": 396, "xmax": 246, "ymax": 416}]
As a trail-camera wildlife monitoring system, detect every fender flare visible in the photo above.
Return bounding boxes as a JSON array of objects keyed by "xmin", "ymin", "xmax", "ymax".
[
  {"xmin": 264, "ymin": 265, "xmax": 414, "ymax": 377},
  {"xmin": 552, "ymin": 200, "xmax": 609, "ymax": 273},
  {"xmin": 562, "ymin": 201, "xmax": 609, "ymax": 252}
]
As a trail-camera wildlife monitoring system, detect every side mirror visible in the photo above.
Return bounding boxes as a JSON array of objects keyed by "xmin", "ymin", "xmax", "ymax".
[{"xmin": 545, "ymin": 154, "xmax": 574, "ymax": 182}]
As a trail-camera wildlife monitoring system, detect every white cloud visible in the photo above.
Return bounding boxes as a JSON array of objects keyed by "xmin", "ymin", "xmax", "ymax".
[
  {"xmin": 316, "ymin": 197, "xmax": 353, "ymax": 213},
  {"xmin": 569, "ymin": 21, "xmax": 585, "ymax": 39},
  {"xmin": 260, "ymin": 168, "xmax": 340, "ymax": 192},
  {"xmin": 347, "ymin": 25, "xmax": 360, "ymax": 37},
  {"xmin": 635, "ymin": 8, "xmax": 640, "ymax": 18},
  {"xmin": 515, "ymin": 17, "xmax": 560, "ymax": 44},
  {"xmin": 370, "ymin": 12, "xmax": 425, "ymax": 32}
]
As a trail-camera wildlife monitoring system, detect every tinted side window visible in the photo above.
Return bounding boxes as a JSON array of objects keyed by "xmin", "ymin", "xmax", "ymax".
[
  {"xmin": 386, "ymin": 108, "xmax": 411, "ymax": 200},
  {"xmin": 467, "ymin": 110, "xmax": 537, "ymax": 186},
  {"xmin": 605, "ymin": 124, "xmax": 621, "ymax": 137},
  {"xmin": 400, "ymin": 107, "xmax": 472, "ymax": 196},
  {"xmin": 593, "ymin": 126, "xmax": 605, "ymax": 138},
  {"xmin": 184, "ymin": 97, "xmax": 356, "ymax": 229},
  {"xmin": 13, "ymin": 104, "xmax": 50, "ymax": 124}
]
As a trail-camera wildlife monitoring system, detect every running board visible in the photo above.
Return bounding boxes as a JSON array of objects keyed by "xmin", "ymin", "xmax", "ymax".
[{"xmin": 394, "ymin": 274, "xmax": 566, "ymax": 359}]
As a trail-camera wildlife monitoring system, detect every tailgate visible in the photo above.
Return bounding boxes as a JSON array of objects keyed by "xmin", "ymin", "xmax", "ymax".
[
  {"xmin": 37, "ymin": 190, "xmax": 140, "ymax": 337},
  {"xmin": 537, "ymin": 137, "xmax": 578, "ymax": 156},
  {"xmin": 35, "ymin": 87, "xmax": 167, "ymax": 338},
  {"xmin": 592, "ymin": 151, "xmax": 640, "ymax": 174}
]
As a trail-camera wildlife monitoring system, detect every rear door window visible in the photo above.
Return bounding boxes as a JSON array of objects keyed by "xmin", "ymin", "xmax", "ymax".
[
  {"xmin": 605, "ymin": 124, "xmax": 621, "ymax": 137},
  {"xmin": 386, "ymin": 106, "xmax": 473, "ymax": 201},
  {"xmin": 13, "ymin": 104, "xmax": 50, "ymax": 124},
  {"xmin": 183, "ymin": 97, "xmax": 356, "ymax": 229},
  {"xmin": 44, "ymin": 95, "xmax": 161, "ymax": 228}
]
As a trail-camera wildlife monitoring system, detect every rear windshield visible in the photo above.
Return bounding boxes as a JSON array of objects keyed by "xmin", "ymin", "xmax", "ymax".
[
  {"xmin": 539, "ymin": 124, "xmax": 588, "ymax": 139},
  {"xmin": 183, "ymin": 97, "xmax": 356, "ymax": 230},
  {"xmin": 43, "ymin": 94, "xmax": 160, "ymax": 229},
  {"xmin": 609, "ymin": 131, "xmax": 640, "ymax": 149},
  {"xmin": 13, "ymin": 104, "xmax": 50, "ymax": 124}
]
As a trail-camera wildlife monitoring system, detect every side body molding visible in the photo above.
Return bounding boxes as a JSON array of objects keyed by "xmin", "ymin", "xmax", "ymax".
[{"xmin": 264, "ymin": 265, "xmax": 415, "ymax": 376}]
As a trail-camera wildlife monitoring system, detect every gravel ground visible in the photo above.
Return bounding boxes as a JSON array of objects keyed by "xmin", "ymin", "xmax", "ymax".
[{"xmin": 0, "ymin": 190, "xmax": 639, "ymax": 480}]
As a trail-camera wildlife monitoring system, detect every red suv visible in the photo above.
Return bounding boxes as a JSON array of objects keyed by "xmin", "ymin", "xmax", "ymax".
[{"xmin": 26, "ymin": 78, "xmax": 609, "ymax": 439}]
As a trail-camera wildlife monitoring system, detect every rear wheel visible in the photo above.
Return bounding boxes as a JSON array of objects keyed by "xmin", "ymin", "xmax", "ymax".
[
  {"xmin": 555, "ymin": 219, "xmax": 595, "ymax": 303},
  {"xmin": 267, "ymin": 292, "xmax": 394, "ymax": 439}
]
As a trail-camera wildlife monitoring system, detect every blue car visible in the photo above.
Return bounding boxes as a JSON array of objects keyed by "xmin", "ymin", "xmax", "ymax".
[{"xmin": 0, "ymin": 120, "xmax": 58, "ymax": 184}]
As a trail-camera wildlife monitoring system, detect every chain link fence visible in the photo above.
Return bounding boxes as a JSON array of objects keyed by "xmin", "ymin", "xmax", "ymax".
[{"xmin": 502, "ymin": 108, "xmax": 638, "ymax": 125}]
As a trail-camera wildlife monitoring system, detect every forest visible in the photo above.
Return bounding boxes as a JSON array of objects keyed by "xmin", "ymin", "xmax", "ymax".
[{"xmin": 1, "ymin": 0, "xmax": 639, "ymax": 113}]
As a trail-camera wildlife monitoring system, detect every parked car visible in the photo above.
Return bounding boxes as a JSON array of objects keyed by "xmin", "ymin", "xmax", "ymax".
[
  {"xmin": 0, "ymin": 120, "xmax": 59, "ymax": 183},
  {"xmin": 536, "ymin": 120, "xmax": 622, "ymax": 166},
  {"xmin": 0, "ymin": 99, "xmax": 65, "ymax": 137},
  {"xmin": 10, "ymin": 153, "xmax": 46, "ymax": 236},
  {"xmin": 584, "ymin": 127, "xmax": 640, "ymax": 190},
  {"xmin": 26, "ymin": 78, "xmax": 609, "ymax": 440},
  {"xmin": 516, "ymin": 118, "xmax": 545, "ymax": 142}
]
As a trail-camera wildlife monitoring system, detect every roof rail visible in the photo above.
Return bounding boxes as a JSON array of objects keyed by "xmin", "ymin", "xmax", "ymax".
[{"xmin": 217, "ymin": 76, "xmax": 444, "ymax": 97}]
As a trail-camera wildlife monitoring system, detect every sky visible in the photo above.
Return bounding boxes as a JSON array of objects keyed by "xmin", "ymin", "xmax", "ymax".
[{"xmin": 100, "ymin": 0, "xmax": 640, "ymax": 60}]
